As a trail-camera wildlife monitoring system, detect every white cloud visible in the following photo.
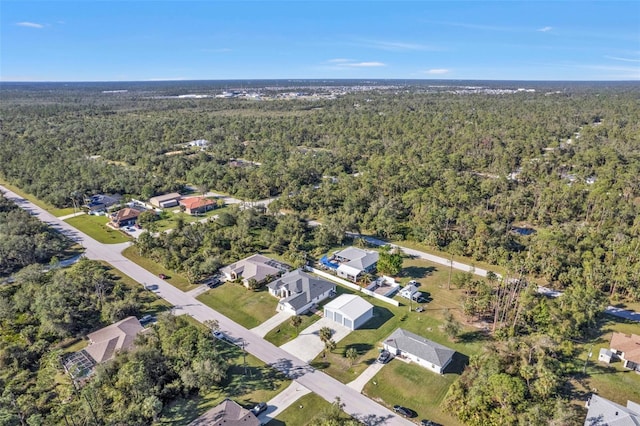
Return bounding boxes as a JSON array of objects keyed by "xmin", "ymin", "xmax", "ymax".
[
  {"xmin": 346, "ymin": 61, "xmax": 385, "ymax": 67},
  {"xmin": 17, "ymin": 22, "xmax": 44, "ymax": 29},
  {"xmin": 328, "ymin": 58, "xmax": 352, "ymax": 63},
  {"xmin": 425, "ymin": 69, "xmax": 450, "ymax": 75},
  {"xmin": 605, "ymin": 55, "xmax": 640, "ymax": 63},
  {"xmin": 359, "ymin": 39, "xmax": 438, "ymax": 51},
  {"xmin": 537, "ymin": 26, "xmax": 553, "ymax": 32}
]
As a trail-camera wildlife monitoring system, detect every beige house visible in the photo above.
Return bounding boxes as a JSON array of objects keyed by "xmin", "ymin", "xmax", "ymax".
[
  {"xmin": 189, "ymin": 399, "xmax": 260, "ymax": 426},
  {"xmin": 609, "ymin": 332, "xmax": 640, "ymax": 372},
  {"xmin": 85, "ymin": 316, "xmax": 143, "ymax": 364}
]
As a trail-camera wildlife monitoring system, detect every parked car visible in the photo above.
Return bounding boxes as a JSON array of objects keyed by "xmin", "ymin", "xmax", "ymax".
[
  {"xmin": 421, "ymin": 420, "xmax": 442, "ymax": 426},
  {"xmin": 393, "ymin": 405, "xmax": 415, "ymax": 417},
  {"xmin": 158, "ymin": 273, "xmax": 166, "ymax": 279},
  {"xmin": 212, "ymin": 330, "xmax": 225, "ymax": 340},
  {"xmin": 139, "ymin": 314, "xmax": 153, "ymax": 324},
  {"xmin": 376, "ymin": 349, "xmax": 391, "ymax": 364},
  {"xmin": 415, "ymin": 306, "xmax": 424, "ymax": 312},
  {"xmin": 408, "ymin": 280, "xmax": 420, "ymax": 287},
  {"xmin": 250, "ymin": 402, "xmax": 267, "ymax": 415},
  {"xmin": 207, "ymin": 278, "xmax": 221, "ymax": 288}
]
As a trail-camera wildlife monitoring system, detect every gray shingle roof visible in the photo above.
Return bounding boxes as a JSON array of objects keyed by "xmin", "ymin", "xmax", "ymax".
[
  {"xmin": 269, "ymin": 269, "xmax": 335, "ymax": 310},
  {"xmin": 385, "ymin": 328, "xmax": 455, "ymax": 368}
]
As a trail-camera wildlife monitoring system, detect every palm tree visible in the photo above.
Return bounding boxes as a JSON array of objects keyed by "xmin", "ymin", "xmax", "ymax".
[
  {"xmin": 319, "ymin": 326, "xmax": 333, "ymax": 343},
  {"xmin": 290, "ymin": 315, "xmax": 302, "ymax": 336},
  {"xmin": 345, "ymin": 347, "xmax": 358, "ymax": 367}
]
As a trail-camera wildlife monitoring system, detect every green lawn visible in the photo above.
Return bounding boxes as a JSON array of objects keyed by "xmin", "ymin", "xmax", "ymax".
[
  {"xmin": 363, "ymin": 361, "xmax": 464, "ymax": 426},
  {"xmin": 266, "ymin": 393, "xmax": 337, "ymax": 426},
  {"xmin": 121, "ymin": 246, "xmax": 198, "ymax": 292},
  {"xmin": 158, "ymin": 346, "xmax": 291, "ymax": 425},
  {"xmin": 65, "ymin": 214, "xmax": 131, "ymax": 244},
  {"xmin": 197, "ymin": 283, "xmax": 279, "ymax": 329}
]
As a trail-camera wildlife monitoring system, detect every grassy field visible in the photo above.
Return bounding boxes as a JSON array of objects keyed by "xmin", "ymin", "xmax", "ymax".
[
  {"xmin": 363, "ymin": 361, "xmax": 463, "ymax": 426},
  {"xmin": 158, "ymin": 346, "xmax": 291, "ymax": 425},
  {"xmin": 197, "ymin": 283, "xmax": 279, "ymax": 329},
  {"xmin": 266, "ymin": 393, "xmax": 338, "ymax": 426},
  {"xmin": 121, "ymin": 246, "xmax": 198, "ymax": 292},
  {"xmin": 65, "ymin": 214, "xmax": 131, "ymax": 244}
]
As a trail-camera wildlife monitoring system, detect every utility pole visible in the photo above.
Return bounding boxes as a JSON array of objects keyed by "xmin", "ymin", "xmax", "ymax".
[{"xmin": 583, "ymin": 344, "xmax": 594, "ymax": 374}]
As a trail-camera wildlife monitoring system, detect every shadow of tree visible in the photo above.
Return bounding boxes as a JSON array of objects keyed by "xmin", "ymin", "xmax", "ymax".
[
  {"xmin": 354, "ymin": 413, "xmax": 395, "ymax": 426},
  {"xmin": 456, "ymin": 329, "xmax": 491, "ymax": 343},
  {"xmin": 403, "ymin": 265, "xmax": 437, "ymax": 278},
  {"xmin": 343, "ymin": 343, "xmax": 373, "ymax": 357}
]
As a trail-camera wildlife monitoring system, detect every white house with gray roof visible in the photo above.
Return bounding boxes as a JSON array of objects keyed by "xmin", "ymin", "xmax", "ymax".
[
  {"xmin": 334, "ymin": 247, "xmax": 379, "ymax": 282},
  {"xmin": 221, "ymin": 254, "xmax": 289, "ymax": 288},
  {"xmin": 383, "ymin": 328, "xmax": 455, "ymax": 374},
  {"xmin": 584, "ymin": 394, "xmax": 640, "ymax": 426},
  {"xmin": 267, "ymin": 269, "xmax": 336, "ymax": 315},
  {"xmin": 324, "ymin": 294, "xmax": 374, "ymax": 330}
]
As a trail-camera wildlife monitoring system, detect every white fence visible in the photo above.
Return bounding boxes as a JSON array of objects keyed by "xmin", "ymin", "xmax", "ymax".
[{"xmin": 308, "ymin": 267, "xmax": 400, "ymax": 307}]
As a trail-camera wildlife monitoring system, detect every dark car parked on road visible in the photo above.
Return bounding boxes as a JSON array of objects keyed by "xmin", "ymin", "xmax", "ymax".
[
  {"xmin": 251, "ymin": 402, "xmax": 267, "ymax": 415},
  {"xmin": 393, "ymin": 405, "xmax": 416, "ymax": 418}
]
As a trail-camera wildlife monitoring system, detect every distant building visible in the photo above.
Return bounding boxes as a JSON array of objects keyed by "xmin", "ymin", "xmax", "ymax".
[
  {"xmin": 149, "ymin": 193, "xmax": 182, "ymax": 208},
  {"xmin": 85, "ymin": 317, "xmax": 143, "ymax": 364},
  {"xmin": 110, "ymin": 207, "xmax": 142, "ymax": 228},
  {"xmin": 189, "ymin": 398, "xmax": 260, "ymax": 426},
  {"xmin": 188, "ymin": 139, "xmax": 209, "ymax": 148},
  {"xmin": 268, "ymin": 269, "xmax": 335, "ymax": 315},
  {"xmin": 83, "ymin": 194, "xmax": 123, "ymax": 214},
  {"xmin": 179, "ymin": 197, "xmax": 216, "ymax": 215},
  {"xmin": 584, "ymin": 394, "xmax": 640, "ymax": 426}
]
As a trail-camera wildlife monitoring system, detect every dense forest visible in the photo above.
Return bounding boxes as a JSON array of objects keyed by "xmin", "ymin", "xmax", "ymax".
[{"xmin": 1, "ymin": 81, "xmax": 639, "ymax": 424}]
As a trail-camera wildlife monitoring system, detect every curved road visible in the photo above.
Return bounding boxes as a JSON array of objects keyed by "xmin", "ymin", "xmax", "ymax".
[{"xmin": 1, "ymin": 185, "xmax": 410, "ymax": 426}]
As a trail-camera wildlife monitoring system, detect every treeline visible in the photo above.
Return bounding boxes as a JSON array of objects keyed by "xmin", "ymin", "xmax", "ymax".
[
  {"xmin": 135, "ymin": 207, "xmax": 349, "ymax": 283},
  {"xmin": 0, "ymin": 193, "xmax": 70, "ymax": 275},
  {"xmin": 2, "ymin": 85, "xmax": 639, "ymax": 294}
]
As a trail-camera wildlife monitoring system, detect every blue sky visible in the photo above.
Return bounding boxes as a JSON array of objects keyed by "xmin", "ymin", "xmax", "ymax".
[{"xmin": 2, "ymin": 1, "xmax": 639, "ymax": 81}]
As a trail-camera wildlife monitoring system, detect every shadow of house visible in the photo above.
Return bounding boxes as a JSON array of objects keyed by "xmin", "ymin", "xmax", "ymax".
[{"xmin": 357, "ymin": 306, "xmax": 394, "ymax": 330}]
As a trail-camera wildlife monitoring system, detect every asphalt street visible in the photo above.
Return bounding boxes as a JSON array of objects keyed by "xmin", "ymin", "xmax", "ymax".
[{"xmin": 1, "ymin": 185, "xmax": 412, "ymax": 425}]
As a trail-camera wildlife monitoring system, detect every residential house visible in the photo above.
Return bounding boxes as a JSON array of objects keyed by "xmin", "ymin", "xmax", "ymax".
[
  {"xmin": 324, "ymin": 294, "xmax": 374, "ymax": 331},
  {"xmin": 84, "ymin": 316, "xmax": 143, "ymax": 364},
  {"xmin": 399, "ymin": 283, "xmax": 422, "ymax": 301},
  {"xmin": 584, "ymin": 394, "xmax": 640, "ymax": 426},
  {"xmin": 189, "ymin": 398, "xmax": 260, "ymax": 426},
  {"xmin": 383, "ymin": 328, "xmax": 455, "ymax": 374},
  {"xmin": 84, "ymin": 194, "xmax": 122, "ymax": 215},
  {"xmin": 333, "ymin": 247, "xmax": 379, "ymax": 282},
  {"xmin": 187, "ymin": 139, "xmax": 209, "ymax": 148},
  {"xmin": 149, "ymin": 192, "xmax": 182, "ymax": 208},
  {"xmin": 110, "ymin": 207, "xmax": 142, "ymax": 228},
  {"xmin": 221, "ymin": 254, "xmax": 289, "ymax": 288},
  {"xmin": 267, "ymin": 269, "xmax": 335, "ymax": 315},
  {"xmin": 179, "ymin": 196, "xmax": 216, "ymax": 215},
  {"xmin": 609, "ymin": 332, "xmax": 640, "ymax": 372}
]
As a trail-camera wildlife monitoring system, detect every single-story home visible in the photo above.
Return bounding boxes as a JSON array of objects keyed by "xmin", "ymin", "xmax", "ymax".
[
  {"xmin": 609, "ymin": 332, "xmax": 640, "ymax": 372},
  {"xmin": 333, "ymin": 247, "xmax": 379, "ymax": 282},
  {"xmin": 268, "ymin": 269, "xmax": 336, "ymax": 315},
  {"xmin": 179, "ymin": 197, "xmax": 216, "ymax": 215},
  {"xmin": 221, "ymin": 254, "xmax": 290, "ymax": 288},
  {"xmin": 110, "ymin": 207, "xmax": 142, "ymax": 228},
  {"xmin": 324, "ymin": 294, "xmax": 374, "ymax": 330},
  {"xmin": 584, "ymin": 394, "xmax": 640, "ymax": 426},
  {"xmin": 189, "ymin": 398, "xmax": 260, "ymax": 426},
  {"xmin": 598, "ymin": 348, "xmax": 614, "ymax": 364},
  {"xmin": 84, "ymin": 193, "xmax": 122, "ymax": 214},
  {"xmin": 383, "ymin": 328, "xmax": 455, "ymax": 374},
  {"xmin": 149, "ymin": 192, "xmax": 182, "ymax": 208},
  {"xmin": 84, "ymin": 316, "xmax": 143, "ymax": 364}
]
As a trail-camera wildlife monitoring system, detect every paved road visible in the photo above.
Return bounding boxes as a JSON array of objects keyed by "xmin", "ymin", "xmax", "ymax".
[{"xmin": 1, "ymin": 185, "xmax": 411, "ymax": 425}]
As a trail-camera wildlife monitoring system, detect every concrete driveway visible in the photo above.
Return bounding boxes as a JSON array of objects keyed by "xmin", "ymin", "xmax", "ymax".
[
  {"xmin": 280, "ymin": 317, "xmax": 351, "ymax": 363},
  {"xmin": 251, "ymin": 310, "xmax": 293, "ymax": 337}
]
